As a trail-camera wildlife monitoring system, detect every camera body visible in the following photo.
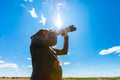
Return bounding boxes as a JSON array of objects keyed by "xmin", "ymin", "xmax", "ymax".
[{"xmin": 56, "ymin": 25, "xmax": 76, "ymax": 36}]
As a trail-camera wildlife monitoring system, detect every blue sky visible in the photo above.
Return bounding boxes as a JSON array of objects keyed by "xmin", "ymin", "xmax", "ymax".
[{"xmin": 0, "ymin": 0, "xmax": 120, "ymax": 77}]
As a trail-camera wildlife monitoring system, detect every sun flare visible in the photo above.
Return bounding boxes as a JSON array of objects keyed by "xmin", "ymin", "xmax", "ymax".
[{"xmin": 55, "ymin": 14, "xmax": 63, "ymax": 29}]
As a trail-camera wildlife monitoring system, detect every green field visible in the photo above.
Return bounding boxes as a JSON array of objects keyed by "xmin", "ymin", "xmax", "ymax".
[{"xmin": 0, "ymin": 77, "xmax": 120, "ymax": 80}]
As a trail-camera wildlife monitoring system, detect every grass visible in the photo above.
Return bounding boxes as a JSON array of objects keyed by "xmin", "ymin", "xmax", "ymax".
[{"xmin": 0, "ymin": 77, "xmax": 120, "ymax": 80}]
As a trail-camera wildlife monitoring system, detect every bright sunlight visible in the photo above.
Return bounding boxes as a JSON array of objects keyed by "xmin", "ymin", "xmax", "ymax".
[{"xmin": 55, "ymin": 13, "xmax": 63, "ymax": 29}]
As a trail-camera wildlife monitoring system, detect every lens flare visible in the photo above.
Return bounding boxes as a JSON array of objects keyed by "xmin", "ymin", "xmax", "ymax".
[{"xmin": 55, "ymin": 14, "xmax": 63, "ymax": 29}]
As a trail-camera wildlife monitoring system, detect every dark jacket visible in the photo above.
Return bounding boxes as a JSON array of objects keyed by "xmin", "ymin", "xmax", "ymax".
[{"xmin": 30, "ymin": 36, "xmax": 68, "ymax": 80}]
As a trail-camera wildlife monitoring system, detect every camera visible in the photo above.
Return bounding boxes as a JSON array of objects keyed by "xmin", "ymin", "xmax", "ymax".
[{"xmin": 56, "ymin": 25, "xmax": 76, "ymax": 36}]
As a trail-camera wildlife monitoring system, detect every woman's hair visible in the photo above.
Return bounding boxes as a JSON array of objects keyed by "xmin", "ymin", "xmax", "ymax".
[{"xmin": 31, "ymin": 29, "xmax": 49, "ymax": 39}]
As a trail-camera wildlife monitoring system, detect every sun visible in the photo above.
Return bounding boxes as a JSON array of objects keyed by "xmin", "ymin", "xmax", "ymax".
[{"xmin": 55, "ymin": 13, "xmax": 63, "ymax": 29}]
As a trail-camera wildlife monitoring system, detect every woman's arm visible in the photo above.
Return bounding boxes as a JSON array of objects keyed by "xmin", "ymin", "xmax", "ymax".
[{"xmin": 54, "ymin": 36, "xmax": 69, "ymax": 55}]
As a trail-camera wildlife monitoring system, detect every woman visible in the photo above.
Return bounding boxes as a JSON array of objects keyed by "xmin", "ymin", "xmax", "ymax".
[{"xmin": 30, "ymin": 29, "xmax": 69, "ymax": 80}]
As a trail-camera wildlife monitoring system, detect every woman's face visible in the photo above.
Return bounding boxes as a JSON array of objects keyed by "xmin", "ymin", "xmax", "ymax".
[
  {"xmin": 42, "ymin": 30, "xmax": 57, "ymax": 46},
  {"xmin": 48, "ymin": 30, "xmax": 57, "ymax": 46}
]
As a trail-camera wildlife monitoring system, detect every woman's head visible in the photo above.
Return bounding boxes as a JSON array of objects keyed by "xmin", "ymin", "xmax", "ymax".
[
  {"xmin": 48, "ymin": 30, "xmax": 57, "ymax": 46},
  {"xmin": 31, "ymin": 29, "xmax": 57, "ymax": 46}
]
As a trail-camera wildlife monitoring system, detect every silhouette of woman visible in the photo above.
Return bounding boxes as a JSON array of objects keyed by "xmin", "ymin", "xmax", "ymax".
[{"xmin": 30, "ymin": 29, "xmax": 69, "ymax": 80}]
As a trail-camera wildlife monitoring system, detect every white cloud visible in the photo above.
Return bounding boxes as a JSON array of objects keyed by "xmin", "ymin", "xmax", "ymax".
[
  {"xmin": 20, "ymin": 4, "xmax": 26, "ymax": 9},
  {"xmin": 0, "ymin": 63, "xmax": 18, "ymax": 69},
  {"xmin": 39, "ymin": 14, "xmax": 46, "ymax": 26},
  {"xmin": 29, "ymin": 0, "xmax": 33, "ymax": 2},
  {"xmin": 27, "ymin": 57, "xmax": 31, "ymax": 61},
  {"xmin": 56, "ymin": 2, "xmax": 64, "ymax": 11},
  {"xmin": 99, "ymin": 46, "xmax": 120, "ymax": 55},
  {"xmin": 0, "ymin": 60, "xmax": 5, "ymax": 64},
  {"xmin": 24, "ymin": 0, "xmax": 33, "ymax": 2},
  {"xmin": 56, "ymin": 1, "xmax": 68, "ymax": 11},
  {"xmin": 63, "ymin": 62, "xmax": 70, "ymax": 65},
  {"xmin": 116, "ymin": 50, "xmax": 120, "ymax": 53},
  {"xmin": 28, "ymin": 65, "xmax": 32, "ymax": 68},
  {"xmin": 29, "ymin": 8, "xmax": 38, "ymax": 18},
  {"xmin": 0, "ymin": 60, "xmax": 18, "ymax": 69}
]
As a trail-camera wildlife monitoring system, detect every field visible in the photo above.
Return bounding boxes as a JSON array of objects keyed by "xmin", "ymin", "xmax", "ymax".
[{"xmin": 0, "ymin": 77, "xmax": 120, "ymax": 80}]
